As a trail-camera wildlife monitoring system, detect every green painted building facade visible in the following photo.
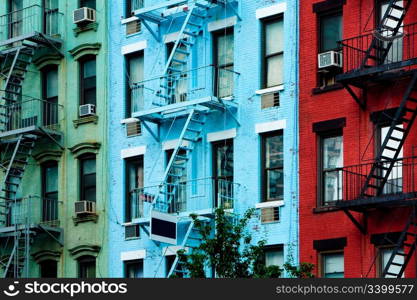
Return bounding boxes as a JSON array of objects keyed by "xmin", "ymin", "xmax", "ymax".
[{"xmin": 0, "ymin": 0, "xmax": 108, "ymax": 278}]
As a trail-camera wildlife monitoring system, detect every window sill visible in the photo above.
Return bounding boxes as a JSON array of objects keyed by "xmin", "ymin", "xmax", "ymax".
[
  {"xmin": 73, "ymin": 115, "xmax": 99, "ymax": 128},
  {"xmin": 121, "ymin": 16, "xmax": 139, "ymax": 24},
  {"xmin": 312, "ymin": 83, "xmax": 344, "ymax": 95},
  {"xmin": 73, "ymin": 22, "xmax": 99, "ymax": 37},
  {"xmin": 73, "ymin": 214, "xmax": 99, "ymax": 226},
  {"xmin": 313, "ymin": 205, "xmax": 342, "ymax": 214},
  {"xmin": 256, "ymin": 84, "xmax": 284, "ymax": 95},
  {"xmin": 255, "ymin": 200, "xmax": 284, "ymax": 209}
]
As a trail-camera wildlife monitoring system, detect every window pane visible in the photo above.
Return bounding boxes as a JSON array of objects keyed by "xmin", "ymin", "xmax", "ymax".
[
  {"xmin": 266, "ymin": 19, "xmax": 284, "ymax": 55},
  {"xmin": 215, "ymin": 142, "xmax": 234, "ymax": 179},
  {"xmin": 45, "ymin": 164, "xmax": 58, "ymax": 193},
  {"xmin": 381, "ymin": 248, "xmax": 404, "ymax": 278},
  {"xmin": 82, "ymin": 158, "xmax": 96, "ymax": 175},
  {"xmin": 324, "ymin": 253, "xmax": 344, "ymax": 278},
  {"xmin": 266, "ymin": 135, "xmax": 284, "ymax": 169},
  {"xmin": 323, "ymin": 136, "xmax": 343, "ymax": 169},
  {"xmin": 83, "ymin": 59, "xmax": 96, "ymax": 78},
  {"xmin": 320, "ymin": 14, "xmax": 342, "ymax": 52},
  {"xmin": 217, "ymin": 66, "xmax": 234, "ymax": 98},
  {"xmin": 46, "ymin": 68, "xmax": 58, "ymax": 98},
  {"xmin": 267, "ymin": 169, "xmax": 283, "ymax": 200},
  {"xmin": 265, "ymin": 248, "xmax": 284, "ymax": 268},
  {"xmin": 84, "ymin": 187, "xmax": 96, "ymax": 202},
  {"xmin": 217, "ymin": 33, "xmax": 234, "ymax": 66},
  {"xmin": 267, "ymin": 54, "xmax": 284, "ymax": 87},
  {"xmin": 129, "ymin": 54, "xmax": 144, "ymax": 84},
  {"xmin": 324, "ymin": 169, "xmax": 342, "ymax": 202},
  {"xmin": 126, "ymin": 260, "xmax": 143, "ymax": 278},
  {"xmin": 80, "ymin": 0, "xmax": 96, "ymax": 9}
]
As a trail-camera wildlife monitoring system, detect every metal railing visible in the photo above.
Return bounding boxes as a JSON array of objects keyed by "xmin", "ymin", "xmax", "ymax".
[
  {"xmin": 338, "ymin": 22, "xmax": 417, "ymax": 74},
  {"xmin": 129, "ymin": 65, "xmax": 240, "ymax": 112},
  {"xmin": 130, "ymin": 177, "xmax": 239, "ymax": 219},
  {"xmin": 0, "ymin": 94, "xmax": 62, "ymax": 133},
  {"xmin": 4, "ymin": 195, "xmax": 59, "ymax": 228},
  {"xmin": 0, "ymin": 5, "xmax": 64, "ymax": 43},
  {"xmin": 328, "ymin": 156, "xmax": 417, "ymax": 204}
]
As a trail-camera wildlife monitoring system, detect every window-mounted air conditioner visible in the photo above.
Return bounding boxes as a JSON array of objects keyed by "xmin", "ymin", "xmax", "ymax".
[
  {"xmin": 318, "ymin": 51, "xmax": 342, "ymax": 69},
  {"xmin": 73, "ymin": 7, "xmax": 96, "ymax": 25},
  {"xmin": 79, "ymin": 104, "xmax": 96, "ymax": 117},
  {"xmin": 75, "ymin": 201, "xmax": 96, "ymax": 216}
]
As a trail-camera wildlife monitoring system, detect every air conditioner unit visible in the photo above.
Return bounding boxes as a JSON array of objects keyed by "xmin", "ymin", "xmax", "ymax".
[
  {"xmin": 79, "ymin": 104, "xmax": 96, "ymax": 117},
  {"xmin": 318, "ymin": 51, "xmax": 342, "ymax": 69},
  {"xmin": 73, "ymin": 7, "xmax": 96, "ymax": 25},
  {"xmin": 125, "ymin": 224, "xmax": 140, "ymax": 240},
  {"xmin": 75, "ymin": 201, "xmax": 96, "ymax": 215}
]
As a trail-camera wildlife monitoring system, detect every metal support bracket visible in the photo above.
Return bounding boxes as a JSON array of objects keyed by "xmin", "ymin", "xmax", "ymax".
[
  {"xmin": 38, "ymin": 127, "xmax": 65, "ymax": 150},
  {"xmin": 38, "ymin": 224, "xmax": 64, "ymax": 247},
  {"xmin": 342, "ymin": 209, "xmax": 367, "ymax": 234},
  {"xmin": 141, "ymin": 20, "xmax": 161, "ymax": 42},
  {"xmin": 343, "ymin": 83, "xmax": 366, "ymax": 110},
  {"xmin": 141, "ymin": 120, "xmax": 160, "ymax": 142}
]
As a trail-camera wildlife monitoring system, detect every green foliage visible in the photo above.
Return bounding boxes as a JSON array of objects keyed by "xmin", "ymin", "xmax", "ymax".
[{"xmin": 175, "ymin": 207, "xmax": 314, "ymax": 278}]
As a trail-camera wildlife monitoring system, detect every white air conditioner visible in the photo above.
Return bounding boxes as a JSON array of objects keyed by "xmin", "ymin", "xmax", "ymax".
[
  {"xmin": 75, "ymin": 201, "xmax": 96, "ymax": 215},
  {"xmin": 73, "ymin": 7, "xmax": 96, "ymax": 25},
  {"xmin": 318, "ymin": 51, "xmax": 342, "ymax": 69},
  {"xmin": 79, "ymin": 104, "xmax": 96, "ymax": 117}
]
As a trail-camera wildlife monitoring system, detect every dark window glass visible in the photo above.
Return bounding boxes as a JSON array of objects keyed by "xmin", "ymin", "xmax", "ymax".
[
  {"xmin": 126, "ymin": 0, "xmax": 143, "ymax": 17},
  {"xmin": 80, "ymin": 57, "xmax": 96, "ymax": 106},
  {"xmin": 40, "ymin": 260, "xmax": 58, "ymax": 278},
  {"xmin": 320, "ymin": 13, "xmax": 342, "ymax": 52},
  {"xmin": 80, "ymin": 0, "xmax": 95, "ymax": 9},
  {"xmin": 212, "ymin": 140, "xmax": 234, "ymax": 208},
  {"xmin": 166, "ymin": 42, "xmax": 188, "ymax": 104},
  {"xmin": 125, "ymin": 260, "xmax": 143, "ymax": 278},
  {"xmin": 44, "ymin": 0, "xmax": 59, "ymax": 35},
  {"xmin": 9, "ymin": 0, "xmax": 23, "ymax": 38},
  {"xmin": 322, "ymin": 252, "xmax": 344, "ymax": 278},
  {"xmin": 42, "ymin": 66, "xmax": 58, "ymax": 126},
  {"xmin": 126, "ymin": 52, "xmax": 144, "ymax": 116},
  {"xmin": 214, "ymin": 29, "xmax": 234, "ymax": 98},
  {"xmin": 78, "ymin": 256, "xmax": 96, "ymax": 278},
  {"xmin": 262, "ymin": 132, "xmax": 284, "ymax": 202},
  {"xmin": 80, "ymin": 155, "xmax": 96, "ymax": 202},
  {"xmin": 166, "ymin": 149, "xmax": 187, "ymax": 213},
  {"xmin": 125, "ymin": 156, "xmax": 143, "ymax": 221},
  {"xmin": 263, "ymin": 17, "xmax": 284, "ymax": 88},
  {"xmin": 42, "ymin": 161, "xmax": 58, "ymax": 222}
]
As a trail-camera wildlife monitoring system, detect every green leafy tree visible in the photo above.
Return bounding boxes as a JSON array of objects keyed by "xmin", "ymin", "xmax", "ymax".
[{"xmin": 175, "ymin": 208, "xmax": 314, "ymax": 278}]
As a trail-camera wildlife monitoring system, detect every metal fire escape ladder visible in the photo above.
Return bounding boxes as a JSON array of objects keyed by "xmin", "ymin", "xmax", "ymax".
[
  {"xmin": 361, "ymin": 71, "xmax": 417, "ymax": 198},
  {"xmin": 0, "ymin": 135, "xmax": 36, "ymax": 278},
  {"xmin": 152, "ymin": 109, "xmax": 206, "ymax": 213},
  {"xmin": 362, "ymin": 0, "xmax": 412, "ymax": 68},
  {"xmin": 154, "ymin": 2, "xmax": 210, "ymax": 106},
  {"xmin": 382, "ymin": 208, "xmax": 417, "ymax": 278}
]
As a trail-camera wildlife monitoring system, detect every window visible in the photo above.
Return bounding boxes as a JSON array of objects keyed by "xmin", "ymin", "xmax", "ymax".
[
  {"xmin": 125, "ymin": 260, "xmax": 144, "ymax": 278},
  {"xmin": 126, "ymin": 52, "xmax": 144, "ymax": 117},
  {"xmin": 321, "ymin": 252, "xmax": 344, "ymax": 278},
  {"xmin": 126, "ymin": 0, "xmax": 143, "ymax": 17},
  {"xmin": 214, "ymin": 29, "xmax": 234, "ymax": 98},
  {"xmin": 9, "ymin": 0, "xmax": 23, "ymax": 38},
  {"xmin": 166, "ymin": 255, "xmax": 183, "ymax": 277},
  {"xmin": 78, "ymin": 256, "xmax": 96, "ymax": 278},
  {"xmin": 42, "ymin": 161, "xmax": 58, "ymax": 223},
  {"xmin": 80, "ymin": 155, "xmax": 96, "ymax": 202},
  {"xmin": 318, "ymin": 11, "xmax": 342, "ymax": 87},
  {"xmin": 80, "ymin": 0, "xmax": 95, "ymax": 9},
  {"xmin": 80, "ymin": 56, "xmax": 96, "ymax": 107},
  {"xmin": 125, "ymin": 156, "xmax": 144, "ymax": 222},
  {"xmin": 44, "ymin": 0, "xmax": 59, "ymax": 35},
  {"xmin": 166, "ymin": 42, "xmax": 188, "ymax": 104},
  {"xmin": 265, "ymin": 246, "xmax": 284, "ymax": 275},
  {"xmin": 40, "ymin": 260, "xmax": 57, "ymax": 278},
  {"xmin": 166, "ymin": 149, "xmax": 187, "ymax": 213},
  {"xmin": 262, "ymin": 17, "xmax": 284, "ymax": 88},
  {"xmin": 212, "ymin": 140, "xmax": 234, "ymax": 208},
  {"xmin": 42, "ymin": 66, "xmax": 58, "ymax": 126},
  {"xmin": 320, "ymin": 135, "xmax": 343, "ymax": 205},
  {"xmin": 379, "ymin": 247, "xmax": 405, "ymax": 278},
  {"xmin": 262, "ymin": 132, "xmax": 284, "ymax": 202},
  {"xmin": 378, "ymin": 125, "xmax": 403, "ymax": 194}
]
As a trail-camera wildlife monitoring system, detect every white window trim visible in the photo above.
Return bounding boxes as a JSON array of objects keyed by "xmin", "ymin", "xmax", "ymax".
[
  {"xmin": 121, "ymin": 250, "xmax": 146, "ymax": 261},
  {"xmin": 256, "ymin": 85, "xmax": 284, "ymax": 95},
  {"xmin": 255, "ymin": 200, "xmax": 284, "ymax": 209},
  {"xmin": 256, "ymin": 3, "xmax": 287, "ymax": 19},
  {"xmin": 208, "ymin": 16, "xmax": 237, "ymax": 32},
  {"xmin": 207, "ymin": 128, "xmax": 237, "ymax": 142},
  {"xmin": 255, "ymin": 120, "xmax": 286, "ymax": 134},
  {"xmin": 121, "ymin": 146, "xmax": 147, "ymax": 159},
  {"xmin": 121, "ymin": 40, "xmax": 147, "ymax": 55},
  {"xmin": 162, "ymin": 246, "xmax": 189, "ymax": 256},
  {"xmin": 121, "ymin": 16, "xmax": 139, "ymax": 24},
  {"xmin": 162, "ymin": 139, "xmax": 190, "ymax": 150}
]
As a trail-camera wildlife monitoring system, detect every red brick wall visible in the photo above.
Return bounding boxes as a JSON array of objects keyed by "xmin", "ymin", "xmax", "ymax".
[{"xmin": 299, "ymin": 0, "xmax": 417, "ymax": 278}]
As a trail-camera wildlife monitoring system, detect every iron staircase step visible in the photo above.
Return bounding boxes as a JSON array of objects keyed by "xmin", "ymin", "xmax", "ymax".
[
  {"xmin": 175, "ymin": 48, "xmax": 190, "ymax": 55},
  {"xmin": 386, "ymin": 14, "xmax": 401, "ymax": 22},
  {"xmin": 390, "ymin": 4, "xmax": 404, "ymax": 11},
  {"xmin": 183, "ymin": 30, "xmax": 197, "ymax": 37},
  {"xmin": 385, "ymin": 272, "xmax": 400, "ymax": 277},
  {"xmin": 390, "ymin": 262, "xmax": 404, "ymax": 267}
]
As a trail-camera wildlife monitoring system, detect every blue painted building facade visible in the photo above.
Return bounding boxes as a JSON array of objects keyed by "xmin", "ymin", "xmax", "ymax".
[{"xmin": 108, "ymin": 0, "xmax": 299, "ymax": 278}]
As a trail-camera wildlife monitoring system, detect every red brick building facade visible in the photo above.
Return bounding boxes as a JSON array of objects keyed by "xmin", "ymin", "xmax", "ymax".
[{"xmin": 299, "ymin": 0, "xmax": 417, "ymax": 277}]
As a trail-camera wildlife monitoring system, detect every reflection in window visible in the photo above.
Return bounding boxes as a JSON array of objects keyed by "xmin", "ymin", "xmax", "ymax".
[
  {"xmin": 263, "ymin": 133, "xmax": 284, "ymax": 202},
  {"xmin": 322, "ymin": 135, "xmax": 343, "ymax": 204}
]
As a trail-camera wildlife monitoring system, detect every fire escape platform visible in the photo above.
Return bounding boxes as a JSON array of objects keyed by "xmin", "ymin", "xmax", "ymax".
[
  {"xmin": 0, "ymin": 126, "xmax": 62, "ymax": 141},
  {"xmin": 133, "ymin": 96, "xmax": 237, "ymax": 123},
  {"xmin": 336, "ymin": 192, "xmax": 417, "ymax": 213},
  {"xmin": 0, "ymin": 32, "xmax": 62, "ymax": 49},
  {"xmin": 0, "ymin": 224, "xmax": 62, "ymax": 237},
  {"xmin": 336, "ymin": 60, "xmax": 417, "ymax": 88}
]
